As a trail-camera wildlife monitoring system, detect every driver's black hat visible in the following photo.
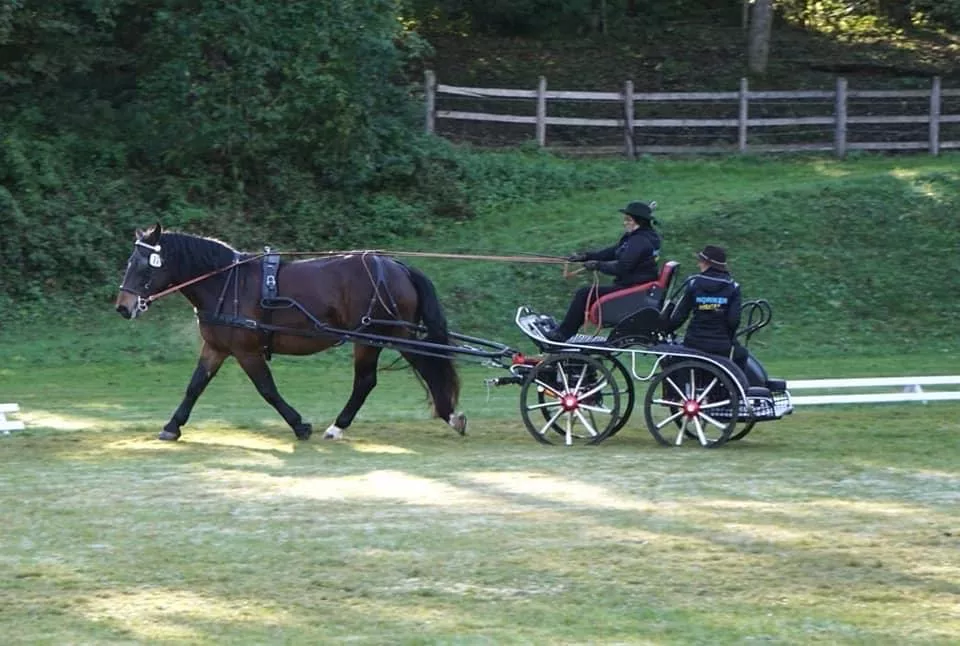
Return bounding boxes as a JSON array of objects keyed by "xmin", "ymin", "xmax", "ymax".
[
  {"xmin": 619, "ymin": 201, "xmax": 658, "ymax": 225},
  {"xmin": 696, "ymin": 245, "xmax": 728, "ymax": 269}
]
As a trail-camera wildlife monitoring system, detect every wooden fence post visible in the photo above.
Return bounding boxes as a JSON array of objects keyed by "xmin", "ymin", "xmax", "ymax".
[
  {"xmin": 623, "ymin": 80, "xmax": 635, "ymax": 159},
  {"xmin": 929, "ymin": 76, "xmax": 941, "ymax": 156},
  {"xmin": 536, "ymin": 76, "xmax": 547, "ymax": 147},
  {"xmin": 738, "ymin": 77, "xmax": 749, "ymax": 153},
  {"xmin": 834, "ymin": 77, "xmax": 848, "ymax": 158},
  {"xmin": 424, "ymin": 70, "xmax": 436, "ymax": 135}
]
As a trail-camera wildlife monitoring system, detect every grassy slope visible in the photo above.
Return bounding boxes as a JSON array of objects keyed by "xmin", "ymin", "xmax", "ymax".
[
  {"xmin": 411, "ymin": 153, "xmax": 960, "ymax": 358},
  {"xmin": 2, "ymin": 153, "xmax": 959, "ymax": 367}
]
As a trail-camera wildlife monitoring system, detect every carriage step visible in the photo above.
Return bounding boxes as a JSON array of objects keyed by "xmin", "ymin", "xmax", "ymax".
[
  {"xmin": 702, "ymin": 389, "xmax": 793, "ymax": 422},
  {"xmin": 566, "ymin": 334, "xmax": 609, "ymax": 346},
  {"xmin": 766, "ymin": 378, "xmax": 787, "ymax": 391}
]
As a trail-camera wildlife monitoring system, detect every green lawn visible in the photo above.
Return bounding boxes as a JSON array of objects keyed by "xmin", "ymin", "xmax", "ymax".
[{"xmin": 1, "ymin": 355, "xmax": 958, "ymax": 644}]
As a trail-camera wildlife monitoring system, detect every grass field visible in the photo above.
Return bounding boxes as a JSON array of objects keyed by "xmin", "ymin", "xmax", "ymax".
[
  {"xmin": 1, "ymin": 355, "xmax": 958, "ymax": 645},
  {"xmin": 2, "ymin": 153, "xmax": 959, "ymax": 644}
]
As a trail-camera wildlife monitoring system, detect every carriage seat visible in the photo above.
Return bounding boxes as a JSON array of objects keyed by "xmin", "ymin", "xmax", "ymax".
[{"xmin": 587, "ymin": 260, "xmax": 679, "ymax": 327}]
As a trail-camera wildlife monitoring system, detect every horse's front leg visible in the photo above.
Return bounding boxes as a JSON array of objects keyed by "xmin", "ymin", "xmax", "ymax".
[
  {"xmin": 161, "ymin": 342, "xmax": 227, "ymax": 441},
  {"xmin": 235, "ymin": 352, "xmax": 312, "ymax": 440},
  {"xmin": 324, "ymin": 345, "xmax": 382, "ymax": 440}
]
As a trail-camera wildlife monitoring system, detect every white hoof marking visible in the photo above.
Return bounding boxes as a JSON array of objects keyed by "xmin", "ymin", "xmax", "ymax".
[
  {"xmin": 448, "ymin": 412, "xmax": 467, "ymax": 436},
  {"xmin": 323, "ymin": 424, "xmax": 344, "ymax": 440}
]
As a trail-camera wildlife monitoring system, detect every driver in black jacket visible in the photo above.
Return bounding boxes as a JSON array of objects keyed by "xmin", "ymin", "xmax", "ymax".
[
  {"xmin": 662, "ymin": 245, "xmax": 741, "ymax": 357},
  {"xmin": 545, "ymin": 200, "xmax": 662, "ymax": 343}
]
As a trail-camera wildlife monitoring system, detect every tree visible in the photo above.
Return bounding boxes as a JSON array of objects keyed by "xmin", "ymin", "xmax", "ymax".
[
  {"xmin": 747, "ymin": 0, "xmax": 774, "ymax": 75},
  {"xmin": 0, "ymin": 0, "xmax": 437, "ymax": 298},
  {"xmin": 876, "ymin": 0, "xmax": 913, "ymax": 28}
]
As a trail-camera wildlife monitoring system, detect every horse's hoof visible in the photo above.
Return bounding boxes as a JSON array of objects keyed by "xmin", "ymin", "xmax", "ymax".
[
  {"xmin": 448, "ymin": 412, "xmax": 467, "ymax": 436},
  {"xmin": 294, "ymin": 423, "xmax": 313, "ymax": 441},
  {"xmin": 158, "ymin": 429, "xmax": 181, "ymax": 441},
  {"xmin": 323, "ymin": 424, "xmax": 344, "ymax": 440}
]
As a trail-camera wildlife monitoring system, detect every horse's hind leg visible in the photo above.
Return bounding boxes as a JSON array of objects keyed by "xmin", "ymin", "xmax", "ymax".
[
  {"xmin": 324, "ymin": 345, "xmax": 382, "ymax": 440},
  {"xmin": 401, "ymin": 351, "xmax": 466, "ymax": 435},
  {"xmin": 161, "ymin": 342, "xmax": 227, "ymax": 441},
  {"xmin": 235, "ymin": 352, "xmax": 312, "ymax": 440}
]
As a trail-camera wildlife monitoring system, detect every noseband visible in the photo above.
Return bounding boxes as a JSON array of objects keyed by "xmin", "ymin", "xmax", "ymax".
[{"xmin": 118, "ymin": 240, "xmax": 165, "ymax": 311}]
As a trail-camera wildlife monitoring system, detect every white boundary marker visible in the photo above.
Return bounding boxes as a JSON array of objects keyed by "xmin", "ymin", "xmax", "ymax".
[
  {"xmin": 788, "ymin": 376, "xmax": 960, "ymax": 406},
  {"xmin": 0, "ymin": 403, "xmax": 25, "ymax": 434}
]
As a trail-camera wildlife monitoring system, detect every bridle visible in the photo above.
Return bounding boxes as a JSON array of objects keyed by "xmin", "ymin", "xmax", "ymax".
[{"xmin": 118, "ymin": 239, "xmax": 266, "ymax": 311}]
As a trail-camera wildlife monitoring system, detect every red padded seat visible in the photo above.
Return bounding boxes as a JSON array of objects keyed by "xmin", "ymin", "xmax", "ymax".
[{"xmin": 587, "ymin": 260, "xmax": 679, "ymax": 326}]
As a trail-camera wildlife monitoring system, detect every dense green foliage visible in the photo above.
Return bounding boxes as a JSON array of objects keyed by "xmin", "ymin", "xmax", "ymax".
[
  {"xmin": 2, "ymin": 0, "xmax": 960, "ymax": 310},
  {"xmin": 0, "ymin": 1, "xmax": 648, "ymax": 305},
  {"xmin": 408, "ymin": 0, "xmax": 960, "ymax": 35},
  {"xmin": 1, "ymin": 0, "xmax": 419, "ymax": 298},
  {"xmin": 778, "ymin": 0, "xmax": 960, "ymax": 31}
]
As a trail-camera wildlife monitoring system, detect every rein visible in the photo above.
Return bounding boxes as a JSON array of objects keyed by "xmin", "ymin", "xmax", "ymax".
[
  {"xmin": 278, "ymin": 249, "xmax": 572, "ymax": 264},
  {"xmin": 144, "ymin": 253, "xmax": 268, "ymax": 304},
  {"xmin": 141, "ymin": 248, "xmax": 593, "ymax": 306}
]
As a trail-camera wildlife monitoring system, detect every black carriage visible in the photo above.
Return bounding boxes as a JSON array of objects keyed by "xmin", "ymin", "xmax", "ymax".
[{"xmin": 491, "ymin": 296, "xmax": 793, "ymax": 447}]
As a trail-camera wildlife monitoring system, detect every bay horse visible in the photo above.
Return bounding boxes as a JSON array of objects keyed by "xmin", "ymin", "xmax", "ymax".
[{"xmin": 114, "ymin": 223, "xmax": 465, "ymax": 441}]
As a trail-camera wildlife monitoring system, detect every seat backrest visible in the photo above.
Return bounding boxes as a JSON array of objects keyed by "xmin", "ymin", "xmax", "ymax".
[
  {"xmin": 655, "ymin": 260, "xmax": 680, "ymax": 309},
  {"xmin": 587, "ymin": 260, "xmax": 680, "ymax": 327}
]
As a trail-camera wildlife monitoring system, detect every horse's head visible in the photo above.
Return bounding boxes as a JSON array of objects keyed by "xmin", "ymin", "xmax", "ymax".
[{"xmin": 115, "ymin": 223, "xmax": 171, "ymax": 319}]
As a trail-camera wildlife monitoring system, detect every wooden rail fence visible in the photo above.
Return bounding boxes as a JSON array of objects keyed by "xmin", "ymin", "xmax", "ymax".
[{"xmin": 424, "ymin": 71, "xmax": 960, "ymax": 157}]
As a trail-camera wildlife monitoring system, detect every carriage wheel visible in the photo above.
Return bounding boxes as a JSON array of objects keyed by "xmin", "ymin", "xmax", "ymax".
[
  {"xmin": 535, "ymin": 354, "xmax": 635, "ymax": 439},
  {"xmin": 689, "ymin": 416, "xmax": 756, "ymax": 442},
  {"xmin": 642, "ymin": 360, "xmax": 739, "ymax": 448},
  {"xmin": 729, "ymin": 419, "xmax": 757, "ymax": 441},
  {"xmin": 598, "ymin": 355, "xmax": 635, "ymax": 437},
  {"xmin": 520, "ymin": 354, "xmax": 623, "ymax": 446}
]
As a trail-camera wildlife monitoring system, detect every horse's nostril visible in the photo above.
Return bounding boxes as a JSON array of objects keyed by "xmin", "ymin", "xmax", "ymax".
[{"xmin": 116, "ymin": 304, "xmax": 131, "ymax": 319}]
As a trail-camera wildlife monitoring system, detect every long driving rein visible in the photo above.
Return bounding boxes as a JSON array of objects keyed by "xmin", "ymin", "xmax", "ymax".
[{"xmin": 122, "ymin": 245, "xmax": 575, "ymax": 311}]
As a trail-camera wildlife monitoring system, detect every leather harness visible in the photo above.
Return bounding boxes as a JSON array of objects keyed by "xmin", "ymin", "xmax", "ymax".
[{"xmin": 197, "ymin": 250, "xmax": 401, "ymax": 361}]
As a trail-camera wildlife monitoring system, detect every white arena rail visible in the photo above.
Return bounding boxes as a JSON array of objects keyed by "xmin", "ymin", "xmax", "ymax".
[
  {"xmin": 788, "ymin": 376, "xmax": 960, "ymax": 406},
  {"xmin": 0, "ymin": 403, "xmax": 25, "ymax": 433}
]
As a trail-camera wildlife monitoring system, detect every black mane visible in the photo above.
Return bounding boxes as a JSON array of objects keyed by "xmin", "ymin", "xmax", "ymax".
[{"xmin": 159, "ymin": 231, "xmax": 240, "ymax": 277}]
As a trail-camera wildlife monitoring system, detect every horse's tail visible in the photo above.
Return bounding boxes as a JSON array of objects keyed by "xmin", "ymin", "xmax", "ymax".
[
  {"xmin": 404, "ymin": 265, "xmax": 461, "ymax": 417},
  {"xmin": 407, "ymin": 266, "xmax": 450, "ymax": 345}
]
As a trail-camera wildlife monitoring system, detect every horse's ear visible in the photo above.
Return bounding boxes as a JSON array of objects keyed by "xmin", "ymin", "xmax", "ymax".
[
  {"xmin": 135, "ymin": 228, "xmax": 145, "ymax": 239},
  {"xmin": 143, "ymin": 222, "xmax": 162, "ymax": 245}
]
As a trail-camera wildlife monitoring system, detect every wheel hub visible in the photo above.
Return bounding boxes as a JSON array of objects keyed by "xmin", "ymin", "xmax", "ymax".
[
  {"xmin": 683, "ymin": 399, "xmax": 700, "ymax": 417},
  {"xmin": 561, "ymin": 394, "xmax": 579, "ymax": 411}
]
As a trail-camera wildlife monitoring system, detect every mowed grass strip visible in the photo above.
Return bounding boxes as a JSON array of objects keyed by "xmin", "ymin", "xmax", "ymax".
[{"xmin": 1, "ymin": 361, "xmax": 958, "ymax": 644}]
